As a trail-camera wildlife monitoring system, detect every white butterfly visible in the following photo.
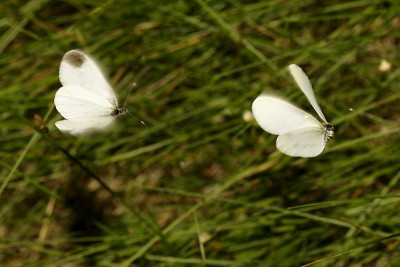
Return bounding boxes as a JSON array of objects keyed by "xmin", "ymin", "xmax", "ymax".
[
  {"xmin": 252, "ymin": 64, "xmax": 334, "ymax": 158},
  {"xmin": 54, "ymin": 50, "xmax": 127, "ymax": 135}
]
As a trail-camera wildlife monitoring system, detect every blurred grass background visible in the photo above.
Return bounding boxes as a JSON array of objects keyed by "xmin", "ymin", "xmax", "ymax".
[{"xmin": 1, "ymin": 0, "xmax": 400, "ymax": 266}]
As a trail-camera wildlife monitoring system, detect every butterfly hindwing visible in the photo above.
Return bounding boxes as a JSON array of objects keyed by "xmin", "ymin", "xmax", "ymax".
[
  {"xmin": 55, "ymin": 117, "xmax": 115, "ymax": 135},
  {"xmin": 276, "ymin": 127, "xmax": 326, "ymax": 158}
]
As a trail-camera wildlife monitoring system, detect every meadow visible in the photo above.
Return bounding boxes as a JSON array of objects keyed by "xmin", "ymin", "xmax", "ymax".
[{"xmin": 1, "ymin": 0, "xmax": 400, "ymax": 266}]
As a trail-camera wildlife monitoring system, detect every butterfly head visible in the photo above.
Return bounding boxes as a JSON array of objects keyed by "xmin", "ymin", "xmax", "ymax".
[
  {"xmin": 324, "ymin": 123, "xmax": 334, "ymax": 141},
  {"xmin": 112, "ymin": 107, "xmax": 128, "ymax": 116}
]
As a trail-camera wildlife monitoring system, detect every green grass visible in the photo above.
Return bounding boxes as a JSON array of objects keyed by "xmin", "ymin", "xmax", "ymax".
[{"xmin": 1, "ymin": 0, "xmax": 400, "ymax": 266}]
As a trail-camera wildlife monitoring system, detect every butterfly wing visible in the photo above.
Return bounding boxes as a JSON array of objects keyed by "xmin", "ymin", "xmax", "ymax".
[
  {"xmin": 276, "ymin": 127, "xmax": 327, "ymax": 157},
  {"xmin": 252, "ymin": 95, "xmax": 322, "ymax": 135},
  {"xmin": 288, "ymin": 64, "xmax": 327, "ymax": 123},
  {"xmin": 59, "ymin": 50, "xmax": 118, "ymax": 105},
  {"xmin": 54, "ymin": 85, "xmax": 116, "ymax": 120},
  {"xmin": 55, "ymin": 117, "xmax": 115, "ymax": 135}
]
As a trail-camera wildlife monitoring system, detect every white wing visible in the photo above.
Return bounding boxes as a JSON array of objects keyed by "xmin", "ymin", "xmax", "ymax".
[
  {"xmin": 288, "ymin": 64, "xmax": 327, "ymax": 123},
  {"xmin": 55, "ymin": 117, "xmax": 115, "ymax": 135},
  {"xmin": 54, "ymin": 85, "xmax": 116, "ymax": 120},
  {"xmin": 59, "ymin": 50, "xmax": 117, "ymax": 105},
  {"xmin": 277, "ymin": 127, "xmax": 326, "ymax": 157},
  {"xmin": 252, "ymin": 95, "xmax": 322, "ymax": 135}
]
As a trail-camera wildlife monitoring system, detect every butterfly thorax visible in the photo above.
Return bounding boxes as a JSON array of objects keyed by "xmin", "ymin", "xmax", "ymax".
[
  {"xmin": 324, "ymin": 123, "xmax": 334, "ymax": 141},
  {"xmin": 112, "ymin": 107, "xmax": 128, "ymax": 116}
]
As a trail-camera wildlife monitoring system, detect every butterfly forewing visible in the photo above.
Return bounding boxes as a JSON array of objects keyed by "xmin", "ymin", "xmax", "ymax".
[
  {"xmin": 59, "ymin": 50, "xmax": 118, "ymax": 105},
  {"xmin": 288, "ymin": 64, "xmax": 327, "ymax": 123},
  {"xmin": 252, "ymin": 95, "xmax": 322, "ymax": 135}
]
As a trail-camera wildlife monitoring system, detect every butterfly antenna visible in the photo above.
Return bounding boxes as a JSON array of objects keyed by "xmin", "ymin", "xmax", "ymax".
[
  {"xmin": 126, "ymin": 109, "xmax": 147, "ymax": 127},
  {"xmin": 123, "ymin": 82, "xmax": 136, "ymax": 107},
  {"xmin": 122, "ymin": 82, "xmax": 146, "ymax": 126}
]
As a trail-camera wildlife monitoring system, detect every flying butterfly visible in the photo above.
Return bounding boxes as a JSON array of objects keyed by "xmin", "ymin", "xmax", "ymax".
[
  {"xmin": 54, "ymin": 50, "xmax": 127, "ymax": 135},
  {"xmin": 252, "ymin": 64, "xmax": 334, "ymax": 158}
]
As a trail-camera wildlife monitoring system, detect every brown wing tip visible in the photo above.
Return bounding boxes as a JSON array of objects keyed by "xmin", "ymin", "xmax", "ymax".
[{"xmin": 63, "ymin": 50, "xmax": 86, "ymax": 68}]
